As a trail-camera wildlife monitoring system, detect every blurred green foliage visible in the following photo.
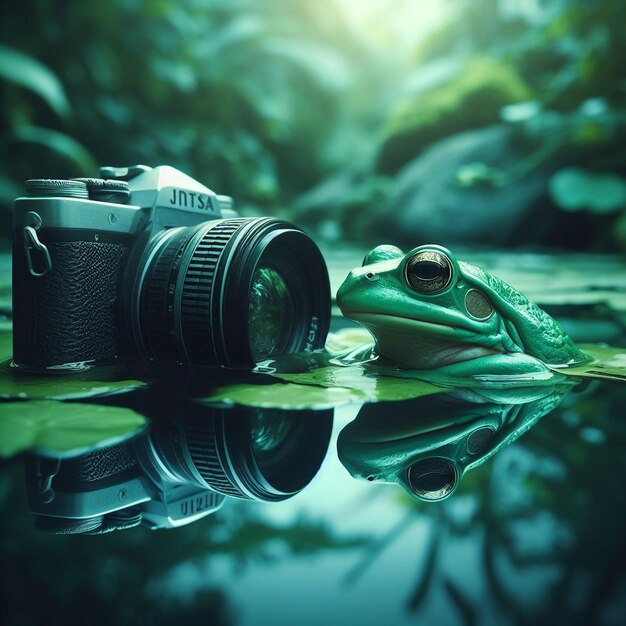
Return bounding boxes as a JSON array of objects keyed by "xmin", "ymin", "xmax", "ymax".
[
  {"xmin": 378, "ymin": 57, "xmax": 532, "ymax": 172},
  {"xmin": 0, "ymin": 0, "xmax": 625, "ymax": 249}
]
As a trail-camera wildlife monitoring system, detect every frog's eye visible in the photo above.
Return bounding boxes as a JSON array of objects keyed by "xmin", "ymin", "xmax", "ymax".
[
  {"xmin": 407, "ymin": 458, "xmax": 457, "ymax": 501},
  {"xmin": 405, "ymin": 250, "xmax": 453, "ymax": 293}
]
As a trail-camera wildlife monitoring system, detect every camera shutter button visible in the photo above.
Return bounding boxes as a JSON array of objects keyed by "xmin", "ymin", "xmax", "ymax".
[{"xmin": 72, "ymin": 178, "xmax": 131, "ymax": 204}]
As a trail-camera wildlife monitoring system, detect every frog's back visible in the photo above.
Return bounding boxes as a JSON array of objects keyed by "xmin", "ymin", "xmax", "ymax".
[{"xmin": 460, "ymin": 261, "xmax": 587, "ymax": 366}]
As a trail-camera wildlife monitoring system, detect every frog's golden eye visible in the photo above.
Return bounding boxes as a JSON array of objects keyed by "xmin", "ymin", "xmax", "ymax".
[
  {"xmin": 405, "ymin": 250, "xmax": 453, "ymax": 293},
  {"xmin": 407, "ymin": 458, "xmax": 457, "ymax": 501}
]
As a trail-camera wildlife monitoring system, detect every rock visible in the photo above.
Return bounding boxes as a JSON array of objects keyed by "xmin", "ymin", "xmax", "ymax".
[
  {"xmin": 377, "ymin": 57, "xmax": 532, "ymax": 173},
  {"xmin": 378, "ymin": 125, "xmax": 551, "ymax": 246}
]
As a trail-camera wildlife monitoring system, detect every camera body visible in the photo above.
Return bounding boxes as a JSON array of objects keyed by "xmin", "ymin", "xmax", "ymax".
[
  {"xmin": 25, "ymin": 439, "xmax": 227, "ymax": 532},
  {"xmin": 13, "ymin": 165, "xmax": 236, "ymax": 369},
  {"xmin": 24, "ymin": 396, "xmax": 334, "ymax": 533},
  {"xmin": 13, "ymin": 165, "xmax": 330, "ymax": 369}
]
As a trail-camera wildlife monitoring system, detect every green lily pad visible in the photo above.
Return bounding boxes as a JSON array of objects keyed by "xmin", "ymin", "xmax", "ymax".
[
  {"xmin": 0, "ymin": 401, "xmax": 147, "ymax": 458},
  {"xmin": 0, "ymin": 363, "xmax": 148, "ymax": 400},
  {"xmin": 549, "ymin": 168, "xmax": 626, "ymax": 214},
  {"xmin": 201, "ymin": 362, "xmax": 441, "ymax": 410},
  {"xmin": 278, "ymin": 365, "xmax": 441, "ymax": 401},
  {"xmin": 551, "ymin": 343, "xmax": 626, "ymax": 381},
  {"xmin": 200, "ymin": 380, "xmax": 370, "ymax": 410},
  {"xmin": 0, "ymin": 332, "xmax": 147, "ymax": 399}
]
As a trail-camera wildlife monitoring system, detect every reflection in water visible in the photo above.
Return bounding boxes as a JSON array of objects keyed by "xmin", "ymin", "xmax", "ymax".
[
  {"xmin": 337, "ymin": 381, "xmax": 626, "ymax": 625},
  {"xmin": 1, "ymin": 375, "xmax": 625, "ymax": 625},
  {"xmin": 24, "ymin": 387, "xmax": 333, "ymax": 533},
  {"xmin": 338, "ymin": 382, "xmax": 577, "ymax": 501}
]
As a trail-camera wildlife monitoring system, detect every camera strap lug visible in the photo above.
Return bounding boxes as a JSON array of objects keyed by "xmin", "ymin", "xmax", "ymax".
[
  {"xmin": 23, "ymin": 225, "xmax": 52, "ymax": 277},
  {"xmin": 36, "ymin": 457, "xmax": 61, "ymax": 504}
]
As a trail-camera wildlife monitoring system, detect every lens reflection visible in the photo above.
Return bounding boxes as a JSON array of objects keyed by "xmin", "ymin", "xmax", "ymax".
[
  {"xmin": 248, "ymin": 266, "xmax": 294, "ymax": 361},
  {"xmin": 250, "ymin": 411, "xmax": 293, "ymax": 456}
]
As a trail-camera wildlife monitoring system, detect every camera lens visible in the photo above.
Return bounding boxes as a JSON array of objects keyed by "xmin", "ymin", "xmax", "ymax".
[
  {"xmin": 248, "ymin": 266, "xmax": 295, "ymax": 361},
  {"xmin": 146, "ymin": 403, "xmax": 333, "ymax": 502},
  {"xmin": 133, "ymin": 217, "xmax": 330, "ymax": 366}
]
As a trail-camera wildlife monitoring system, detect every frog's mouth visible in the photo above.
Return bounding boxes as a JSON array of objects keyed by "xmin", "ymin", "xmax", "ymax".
[{"xmin": 346, "ymin": 312, "xmax": 502, "ymax": 368}]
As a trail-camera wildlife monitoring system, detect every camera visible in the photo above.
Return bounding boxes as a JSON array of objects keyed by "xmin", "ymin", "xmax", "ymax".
[
  {"xmin": 25, "ymin": 395, "xmax": 334, "ymax": 533},
  {"xmin": 13, "ymin": 165, "xmax": 330, "ymax": 370}
]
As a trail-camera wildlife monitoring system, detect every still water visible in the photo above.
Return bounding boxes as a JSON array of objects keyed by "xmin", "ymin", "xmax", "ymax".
[
  {"xmin": 1, "ymin": 351, "xmax": 625, "ymax": 626},
  {"xmin": 1, "ymin": 250, "xmax": 626, "ymax": 626}
]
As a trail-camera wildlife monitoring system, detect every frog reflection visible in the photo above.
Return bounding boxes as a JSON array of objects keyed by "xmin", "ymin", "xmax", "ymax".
[
  {"xmin": 337, "ymin": 245, "xmax": 588, "ymax": 377},
  {"xmin": 337, "ymin": 382, "xmax": 576, "ymax": 501},
  {"xmin": 25, "ymin": 389, "xmax": 333, "ymax": 533}
]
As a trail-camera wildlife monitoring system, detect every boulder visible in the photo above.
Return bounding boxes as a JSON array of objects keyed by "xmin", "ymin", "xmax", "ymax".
[{"xmin": 378, "ymin": 125, "xmax": 551, "ymax": 246}]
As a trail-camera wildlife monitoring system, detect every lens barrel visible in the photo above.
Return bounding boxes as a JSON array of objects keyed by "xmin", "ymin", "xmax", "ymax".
[
  {"xmin": 145, "ymin": 401, "xmax": 333, "ymax": 502},
  {"xmin": 135, "ymin": 217, "xmax": 330, "ymax": 366}
]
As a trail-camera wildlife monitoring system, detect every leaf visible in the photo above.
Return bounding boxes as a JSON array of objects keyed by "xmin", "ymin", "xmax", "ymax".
[
  {"xmin": 200, "ymin": 361, "xmax": 441, "ymax": 409},
  {"xmin": 199, "ymin": 381, "xmax": 368, "ymax": 410},
  {"xmin": 500, "ymin": 100, "xmax": 541, "ymax": 123},
  {"xmin": 262, "ymin": 39, "xmax": 351, "ymax": 91},
  {"xmin": 550, "ymin": 344, "xmax": 626, "ymax": 382},
  {"xmin": 10, "ymin": 126, "xmax": 97, "ymax": 174},
  {"xmin": 456, "ymin": 162, "xmax": 504, "ymax": 187},
  {"xmin": 0, "ymin": 45, "xmax": 70, "ymax": 118},
  {"xmin": 0, "ymin": 362, "xmax": 147, "ymax": 401},
  {"xmin": 0, "ymin": 401, "xmax": 147, "ymax": 458},
  {"xmin": 549, "ymin": 168, "xmax": 626, "ymax": 214}
]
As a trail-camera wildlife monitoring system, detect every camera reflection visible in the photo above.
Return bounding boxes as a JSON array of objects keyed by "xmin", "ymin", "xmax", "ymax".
[{"xmin": 24, "ymin": 388, "xmax": 333, "ymax": 534}]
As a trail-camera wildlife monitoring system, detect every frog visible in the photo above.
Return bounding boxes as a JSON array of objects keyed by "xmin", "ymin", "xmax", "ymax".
[
  {"xmin": 336, "ymin": 244, "xmax": 589, "ymax": 378},
  {"xmin": 338, "ymin": 380, "xmax": 577, "ymax": 502}
]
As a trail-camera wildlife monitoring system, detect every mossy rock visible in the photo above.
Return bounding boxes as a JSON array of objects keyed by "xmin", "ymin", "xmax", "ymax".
[{"xmin": 377, "ymin": 57, "xmax": 532, "ymax": 173}]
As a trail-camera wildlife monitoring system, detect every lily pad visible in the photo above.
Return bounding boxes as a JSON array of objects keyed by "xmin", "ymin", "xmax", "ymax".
[
  {"xmin": 278, "ymin": 365, "xmax": 441, "ymax": 401},
  {"xmin": 549, "ymin": 168, "xmax": 626, "ymax": 214},
  {"xmin": 0, "ymin": 363, "xmax": 148, "ymax": 400},
  {"xmin": 0, "ymin": 401, "xmax": 147, "ymax": 458},
  {"xmin": 201, "ymin": 362, "xmax": 441, "ymax": 410},
  {"xmin": 200, "ymin": 380, "xmax": 370, "ymax": 410},
  {"xmin": 0, "ymin": 332, "xmax": 147, "ymax": 399},
  {"xmin": 551, "ymin": 344, "xmax": 626, "ymax": 381}
]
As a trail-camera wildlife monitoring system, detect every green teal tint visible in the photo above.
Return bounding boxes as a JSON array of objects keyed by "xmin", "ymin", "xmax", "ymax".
[{"xmin": 337, "ymin": 245, "xmax": 589, "ymax": 374}]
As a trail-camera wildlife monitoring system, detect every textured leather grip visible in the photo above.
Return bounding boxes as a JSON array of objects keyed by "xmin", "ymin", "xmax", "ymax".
[{"xmin": 13, "ymin": 233, "xmax": 129, "ymax": 367}]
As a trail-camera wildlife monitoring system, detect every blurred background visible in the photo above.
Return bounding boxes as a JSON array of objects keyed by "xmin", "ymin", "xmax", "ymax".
[{"xmin": 1, "ymin": 0, "xmax": 625, "ymax": 253}]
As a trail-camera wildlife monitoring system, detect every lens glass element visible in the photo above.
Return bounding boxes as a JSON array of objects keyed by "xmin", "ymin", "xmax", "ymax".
[
  {"xmin": 250, "ymin": 411, "xmax": 296, "ymax": 481},
  {"xmin": 248, "ymin": 266, "xmax": 294, "ymax": 361}
]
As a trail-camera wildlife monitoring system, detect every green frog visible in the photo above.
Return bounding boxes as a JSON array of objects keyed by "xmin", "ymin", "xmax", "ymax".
[
  {"xmin": 336, "ymin": 244, "xmax": 588, "ymax": 377},
  {"xmin": 338, "ymin": 381, "xmax": 576, "ymax": 501}
]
